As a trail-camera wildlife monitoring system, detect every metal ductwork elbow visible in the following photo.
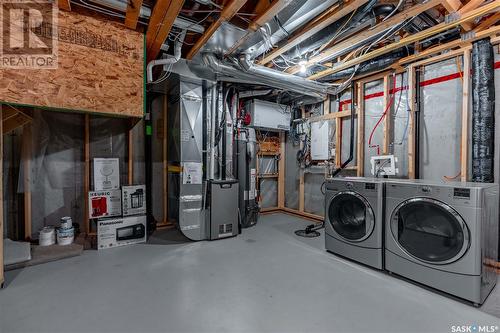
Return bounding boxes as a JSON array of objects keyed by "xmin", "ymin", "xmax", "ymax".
[{"xmin": 202, "ymin": 53, "xmax": 336, "ymax": 99}]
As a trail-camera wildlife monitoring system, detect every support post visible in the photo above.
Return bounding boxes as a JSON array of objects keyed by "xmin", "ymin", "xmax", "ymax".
[
  {"xmin": 408, "ymin": 66, "xmax": 416, "ymax": 179},
  {"xmin": 278, "ymin": 131, "xmax": 285, "ymax": 209},
  {"xmin": 383, "ymin": 75, "xmax": 392, "ymax": 154},
  {"xmin": 356, "ymin": 82, "xmax": 365, "ymax": 177},
  {"xmin": 461, "ymin": 49, "xmax": 471, "ymax": 182}
]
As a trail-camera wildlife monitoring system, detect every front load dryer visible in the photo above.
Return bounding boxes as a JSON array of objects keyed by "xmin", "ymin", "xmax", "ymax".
[
  {"xmin": 325, "ymin": 177, "xmax": 385, "ymax": 270},
  {"xmin": 384, "ymin": 180, "xmax": 498, "ymax": 305}
]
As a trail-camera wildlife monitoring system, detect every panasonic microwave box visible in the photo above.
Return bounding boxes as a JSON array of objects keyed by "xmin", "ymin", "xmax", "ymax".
[
  {"xmin": 88, "ymin": 190, "xmax": 122, "ymax": 218},
  {"xmin": 97, "ymin": 215, "xmax": 147, "ymax": 250},
  {"xmin": 122, "ymin": 185, "xmax": 146, "ymax": 216}
]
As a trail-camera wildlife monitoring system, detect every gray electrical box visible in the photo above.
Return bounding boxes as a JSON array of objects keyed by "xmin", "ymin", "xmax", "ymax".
[
  {"xmin": 247, "ymin": 99, "xmax": 291, "ymax": 131},
  {"xmin": 207, "ymin": 179, "xmax": 239, "ymax": 240}
]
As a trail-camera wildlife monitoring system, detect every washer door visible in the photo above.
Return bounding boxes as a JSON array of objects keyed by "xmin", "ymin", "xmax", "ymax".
[
  {"xmin": 327, "ymin": 191, "xmax": 375, "ymax": 242},
  {"xmin": 390, "ymin": 197, "xmax": 470, "ymax": 265}
]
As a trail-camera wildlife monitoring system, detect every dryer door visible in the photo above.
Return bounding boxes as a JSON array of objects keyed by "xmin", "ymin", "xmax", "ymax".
[
  {"xmin": 327, "ymin": 191, "xmax": 375, "ymax": 242},
  {"xmin": 390, "ymin": 197, "xmax": 470, "ymax": 265}
]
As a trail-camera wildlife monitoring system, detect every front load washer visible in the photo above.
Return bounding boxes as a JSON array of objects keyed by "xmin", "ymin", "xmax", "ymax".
[
  {"xmin": 325, "ymin": 177, "xmax": 385, "ymax": 269},
  {"xmin": 385, "ymin": 179, "xmax": 498, "ymax": 305}
]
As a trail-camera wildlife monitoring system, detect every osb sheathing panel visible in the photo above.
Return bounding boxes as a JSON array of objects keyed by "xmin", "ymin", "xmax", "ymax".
[{"xmin": 0, "ymin": 10, "xmax": 144, "ymax": 118}]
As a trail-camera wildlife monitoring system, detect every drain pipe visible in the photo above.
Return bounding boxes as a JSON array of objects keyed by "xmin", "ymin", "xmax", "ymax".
[
  {"xmin": 146, "ymin": 30, "xmax": 186, "ymax": 83},
  {"xmin": 471, "ymin": 38, "xmax": 495, "ymax": 183}
]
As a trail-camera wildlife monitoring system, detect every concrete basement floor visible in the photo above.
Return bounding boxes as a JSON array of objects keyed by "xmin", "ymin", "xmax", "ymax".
[{"xmin": 1, "ymin": 213, "xmax": 499, "ymax": 333}]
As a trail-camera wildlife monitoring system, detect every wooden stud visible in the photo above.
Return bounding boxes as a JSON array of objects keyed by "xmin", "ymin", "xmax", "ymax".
[
  {"xmin": 307, "ymin": 1, "xmax": 500, "ymax": 80},
  {"xmin": 281, "ymin": 207, "xmax": 324, "ymax": 222},
  {"xmin": 383, "ymin": 75, "xmax": 392, "ymax": 155},
  {"xmin": 1, "ymin": 105, "xmax": 4, "ymax": 287},
  {"xmin": 163, "ymin": 96, "xmax": 168, "ymax": 225},
  {"xmin": 278, "ymin": 131, "xmax": 285, "ymax": 209},
  {"xmin": 186, "ymin": 0, "xmax": 248, "ymax": 60},
  {"xmin": 460, "ymin": 49, "xmax": 471, "ymax": 182},
  {"xmin": 458, "ymin": 0, "xmax": 486, "ymax": 31},
  {"xmin": 407, "ymin": 66, "xmax": 416, "ymax": 179},
  {"xmin": 258, "ymin": 0, "xmax": 369, "ymax": 65},
  {"xmin": 409, "ymin": 47, "xmax": 468, "ymax": 68},
  {"xmin": 125, "ymin": 0, "xmax": 144, "ymax": 30},
  {"xmin": 287, "ymin": 0, "xmax": 444, "ymax": 74},
  {"xmin": 335, "ymin": 117, "xmax": 342, "ymax": 168},
  {"xmin": 22, "ymin": 123, "xmax": 32, "ymax": 240},
  {"xmin": 84, "ymin": 114, "xmax": 90, "ymax": 235},
  {"xmin": 298, "ymin": 108, "xmax": 305, "ymax": 212},
  {"xmin": 442, "ymin": 0, "xmax": 462, "ymax": 14},
  {"xmin": 356, "ymin": 82, "xmax": 364, "ymax": 177},
  {"xmin": 146, "ymin": 0, "xmax": 186, "ymax": 62},
  {"xmin": 473, "ymin": 11, "xmax": 500, "ymax": 32},
  {"xmin": 128, "ymin": 121, "xmax": 134, "ymax": 185},
  {"xmin": 58, "ymin": 0, "xmax": 71, "ymax": 11}
]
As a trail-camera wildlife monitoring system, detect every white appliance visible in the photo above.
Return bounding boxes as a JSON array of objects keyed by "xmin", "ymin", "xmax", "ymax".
[
  {"xmin": 247, "ymin": 99, "xmax": 291, "ymax": 131},
  {"xmin": 384, "ymin": 179, "xmax": 498, "ymax": 305},
  {"xmin": 310, "ymin": 120, "xmax": 330, "ymax": 160},
  {"xmin": 324, "ymin": 177, "xmax": 385, "ymax": 269}
]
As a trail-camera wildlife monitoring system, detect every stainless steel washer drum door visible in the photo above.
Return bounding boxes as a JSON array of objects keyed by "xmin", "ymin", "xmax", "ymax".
[
  {"xmin": 390, "ymin": 197, "xmax": 470, "ymax": 265},
  {"xmin": 327, "ymin": 191, "xmax": 375, "ymax": 242}
]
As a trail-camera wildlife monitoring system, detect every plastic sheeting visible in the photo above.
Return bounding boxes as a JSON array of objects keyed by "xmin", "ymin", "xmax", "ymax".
[
  {"xmin": 284, "ymin": 134, "xmax": 299, "ymax": 210},
  {"xmin": 304, "ymin": 166, "xmax": 325, "ymax": 216},
  {"xmin": 363, "ymin": 79, "xmax": 384, "ymax": 176},
  {"xmin": 21, "ymin": 111, "xmax": 85, "ymax": 239},
  {"xmin": 391, "ymin": 73, "xmax": 410, "ymax": 178},
  {"xmin": 260, "ymin": 178, "xmax": 277, "ymax": 208},
  {"xmin": 259, "ymin": 156, "xmax": 278, "ymax": 174},
  {"xmin": 493, "ymin": 45, "xmax": 500, "ymax": 184},
  {"xmin": 337, "ymin": 90, "xmax": 357, "ymax": 167},
  {"xmin": 420, "ymin": 58, "xmax": 463, "ymax": 181}
]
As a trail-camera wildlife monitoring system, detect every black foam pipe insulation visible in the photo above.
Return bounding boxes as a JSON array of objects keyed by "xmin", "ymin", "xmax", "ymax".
[
  {"xmin": 471, "ymin": 38, "xmax": 495, "ymax": 183},
  {"xmin": 317, "ymin": 48, "xmax": 410, "ymax": 82}
]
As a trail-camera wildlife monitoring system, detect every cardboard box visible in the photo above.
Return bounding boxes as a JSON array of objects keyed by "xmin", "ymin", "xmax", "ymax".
[
  {"xmin": 97, "ymin": 216, "xmax": 147, "ymax": 249},
  {"xmin": 88, "ymin": 190, "xmax": 122, "ymax": 218},
  {"xmin": 93, "ymin": 158, "xmax": 120, "ymax": 190},
  {"xmin": 122, "ymin": 185, "xmax": 146, "ymax": 216}
]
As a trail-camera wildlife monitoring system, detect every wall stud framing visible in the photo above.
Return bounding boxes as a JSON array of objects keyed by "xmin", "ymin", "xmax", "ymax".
[
  {"xmin": 278, "ymin": 131, "xmax": 286, "ymax": 209},
  {"xmin": 407, "ymin": 65, "xmax": 416, "ymax": 179},
  {"xmin": 356, "ymin": 82, "xmax": 364, "ymax": 177},
  {"xmin": 84, "ymin": 114, "xmax": 90, "ymax": 234},
  {"xmin": 460, "ymin": 49, "xmax": 471, "ymax": 182},
  {"xmin": 382, "ymin": 74, "xmax": 392, "ymax": 154},
  {"xmin": 22, "ymin": 123, "xmax": 32, "ymax": 240},
  {"xmin": 1, "ymin": 106, "xmax": 4, "ymax": 287}
]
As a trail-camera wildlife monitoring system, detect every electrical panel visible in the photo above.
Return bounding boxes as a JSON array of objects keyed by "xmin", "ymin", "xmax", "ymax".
[
  {"xmin": 247, "ymin": 99, "xmax": 291, "ymax": 131},
  {"xmin": 310, "ymin": 121, "xmax": 330, "ymax": 160}
]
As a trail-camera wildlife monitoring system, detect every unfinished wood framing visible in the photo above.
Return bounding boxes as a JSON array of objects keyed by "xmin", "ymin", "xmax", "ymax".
[
  {"xmin": 356, "ymin": 82, "xmax": 364, "ymax": 177},
  {"xmin": 0, "ymin": 106, "xmax": 3, "ymax": 287},
  {"xmin": 460, "ymin": 48, "xmax": 471, "ymax": 182},
  {"xmin": 22, "ymin": 124, "xmax": 32, "ymax": 240},
  {"xmin": 58, "ymin": 0, "xmax": 71, "ymax": 11},
  {"xmin": 280, "ymin": 207, "xmax": 323, "ymax": 222},
  {"xmin": 288, "ymin": 0, "xmax": 445, "ymax": 74},
  {"xmin": 308, "ymin": 1, "xmax": 500, "ymax": 80},
  {"xmin": 258, "ymin": 0, "xmax": 369, "ymax": 65},
  {"xmin": 84, "ymin": 114, "xmax": 90, "ymax": 234},
  {"xmin": 146, "ymin": 0, "xmax": 186, "ymax": 62},
  {"xmin": 125, "ymin": 0, "xmax": 144, "ymax": 30},
  {"xmin": 382, "ymin": 75, "xmax": 392, "ymax": 155},
  {"xmin": 298, "ymin": 108, "xmax": 305, "ymax": 212},
  {"xmin": 407, "ymin": 65, "xmax": 416, "ymax": 179},
  {"xmin": 128, "ymin": 122, "xmax": 134, "ymax": 185},
  {"xmin": 187, "ymin": 0, "xmax": 247, "ymax": 60},
  {"xmin": 277, "ymin": 131, "xmax": 286, "ymax": 209}
]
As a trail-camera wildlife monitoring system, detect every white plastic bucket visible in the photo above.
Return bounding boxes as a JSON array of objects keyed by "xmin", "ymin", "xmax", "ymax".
[
  {"xmin": 57, "ymin": 227, "xmax": 74, "ymax": 246},
  {"xmin": 39, "ymin": 227, "xmax": 56, "ymax": 246},
  {"xmin": 60, "ymin": 216, "xmax": 73, "ymax": 229}
]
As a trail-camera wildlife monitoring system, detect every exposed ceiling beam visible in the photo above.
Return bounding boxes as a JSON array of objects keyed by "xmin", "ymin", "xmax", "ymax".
[
  {"xmin": 58, "ymin": 0, "xmax": 71, "ymax": 11},
  {"xmin": 146, "ymin": 0, "xmax": 186, "ymax": 62},
  {"xmin": 442, "ymin": 0, "xmax": 462, "ymax": 13},
  {"xmin": 287, "ymin": 0, "xmax": 444, "ymax": 74},
  {"xmin": 397, "ymin": 24, "xmax": 500, "ymax": 65},
  {"xmin": 473, "ymin": 12, "xmax": 500, "ymax": 31},
  {"xmin": 458, "ymin": 0, "xmax": 485, "ymax": 31},
  {"xmin": 225, "ymin": 0, "xmax": 294, "ymax": 55},
  {"xmin": 125, "ymin": 0, "xmax": 144, "ymax": 30},
  {"xmin": 257, "ymin": 0, "xmax": 370, "ymax": 65},
  {"xmin": 308, "ymin": 0, "xmax": 500, "ymax": 80},
  {"xmin": 186, "ymin": 0, "xmax": 248, "ymax": 60}
]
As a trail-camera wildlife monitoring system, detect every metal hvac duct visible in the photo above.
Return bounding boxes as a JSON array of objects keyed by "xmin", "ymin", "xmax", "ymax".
[{"xmin": 201, "ymin": 54, "xmax": 337, "ymax": 99}]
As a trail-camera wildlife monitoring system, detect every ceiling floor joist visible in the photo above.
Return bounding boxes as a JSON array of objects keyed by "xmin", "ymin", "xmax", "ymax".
[
  {"xmin": 308, "ymin": 0, "xmax": 500, "ymax": 80},
  {"xmin": 257, "ymin": 0, "xmax": 370, "ymax": 66},
  {"xmin": 125, "ymin": 0, "xmax": 144, "ymax": 30},
  {"xmin": 146, "ymin": 0, "xmax": 186, "ymax": 62},
  {"xmin": 58, "ymin": 0, "xmax": 71, "ymax": 11},
  {"xmin": 287, "ymin": 0, "xmax": 446, "ymax": 74},
  {"xmin": 186, "ymin": 0, "xmax": 248, "ymax": 60}
]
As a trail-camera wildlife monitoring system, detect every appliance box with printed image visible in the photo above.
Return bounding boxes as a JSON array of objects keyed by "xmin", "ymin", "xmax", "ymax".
[
  {"xmin": 122, "ymin": 185, "xmax": 146, "ymax": 216},
  {"xmin": 93, "ymin": 158, "xmax": 120, "ymax": 190},
  {"xmin": 88, "ymin": 190, "xmax": 122, "ymax": 218},
  {"xmin": 97, "ymin": 215, "xmax": 147, "ymax": 249}
]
